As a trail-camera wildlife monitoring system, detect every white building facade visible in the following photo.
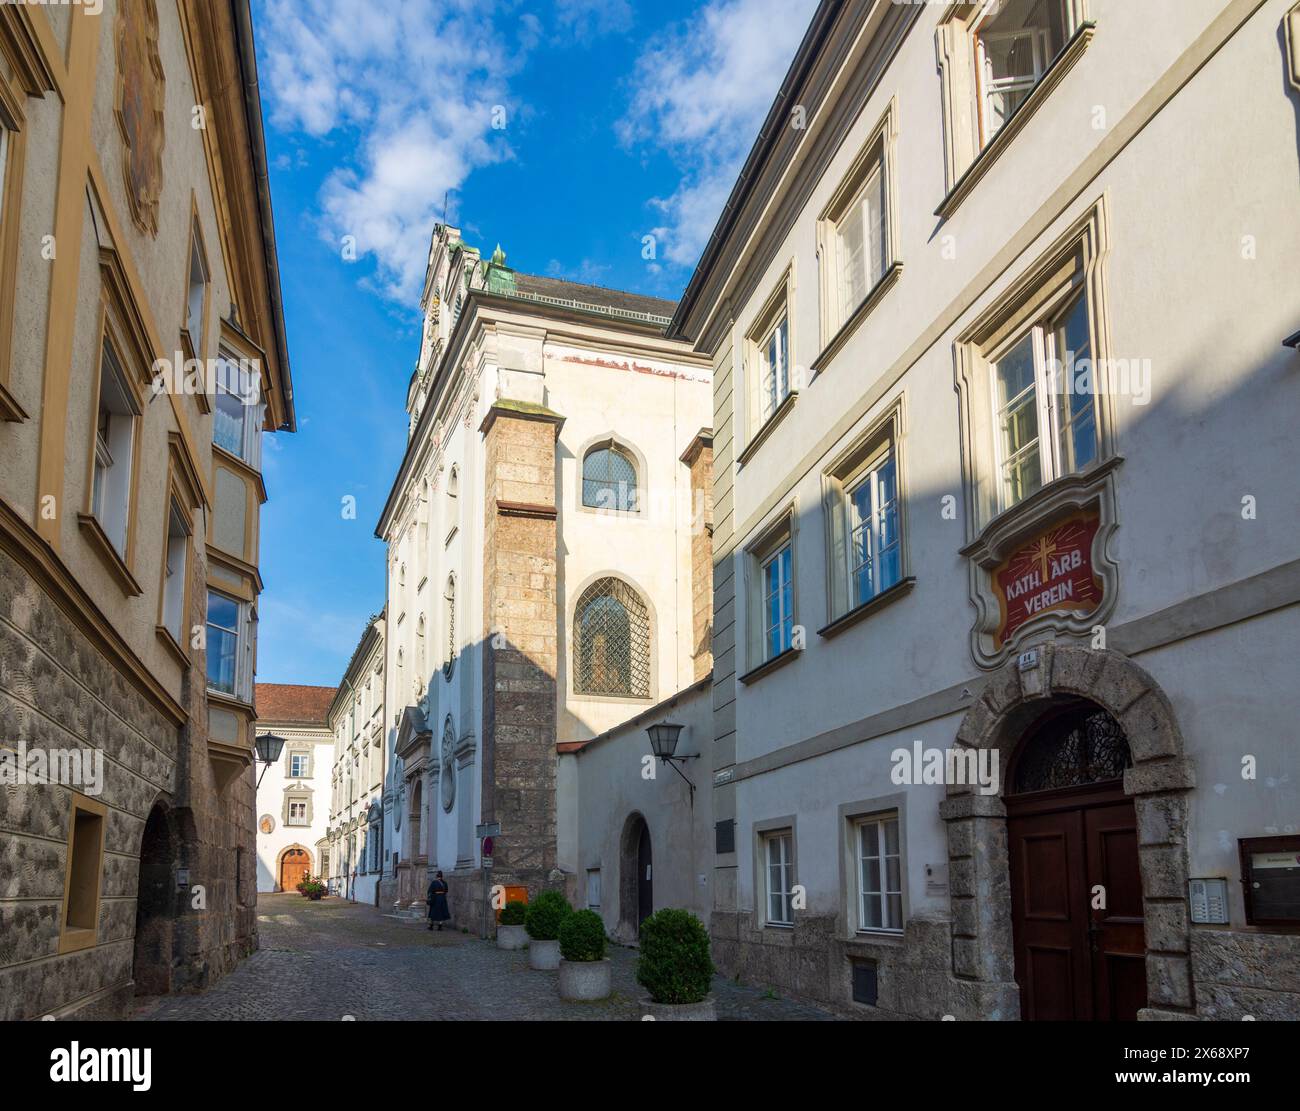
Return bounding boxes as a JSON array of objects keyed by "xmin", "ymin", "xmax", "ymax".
[
  {"xmin": 325, "ymin": 615, "xmax": 388, "ymax": 905},
  {"xmin": 253, "ymin": 686, "xmax": 337, "ymax": 893},
  {"xmin": 375, "ymin": 226, "xmax": 713, "ymax": 927},
  {"xmin": 672, "ymin": 0, "xmax": 1300, "ymax": 1020}
]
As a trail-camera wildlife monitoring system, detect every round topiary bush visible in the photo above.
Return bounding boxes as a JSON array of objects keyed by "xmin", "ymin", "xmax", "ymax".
[
  {"xmin": 499, "ymin": 899, "xmax": 528, "ymax": 926},
  {"xmin": 559, "ymin": 909, "xmax": 607, "ymax": 963},
  {"xmin": 524, "ymin": 889, "xmax": 572, "ymax": 941},
  {"xmin": 636, "ymin": 908, "xmax": 714, "ymax": 1005}
]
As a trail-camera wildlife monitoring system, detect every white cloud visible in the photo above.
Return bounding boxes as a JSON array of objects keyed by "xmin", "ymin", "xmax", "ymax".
[
  {"xmin": 257, "ymin": 0, "xmax": 534, "ymax": 304},
  {"xmin": 554, "ymin": 0, "xmax": 634, "ymax": 43},
  {"xmin": 618, "ymin": 0, "xmax": 817, "ymax": 269}
]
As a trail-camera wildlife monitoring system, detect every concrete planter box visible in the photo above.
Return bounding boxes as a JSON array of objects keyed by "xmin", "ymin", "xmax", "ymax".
[
  {"xmin": 558, "ymin": 959, "xmax": 611, "ymax": 1001},
  {"xmin": 528, "ymin": 938, "xmax": 561, "ymax": 970},
  {"xmin": 497, "ymin": 924, "xmax": 528, "ymax": 951},
  {"xmin": 639, "ymin": 996, "xmax": 717, "ymax": 1021}
]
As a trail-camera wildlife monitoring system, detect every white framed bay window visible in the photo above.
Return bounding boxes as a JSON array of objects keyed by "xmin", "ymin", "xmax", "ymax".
[
  {"xmin": 212, "ymin": 355, "xmax": 264, "ymax": 469},
  {"xmin": 206, "ymin": 588, "xmax": 254, "ymax": 702}
]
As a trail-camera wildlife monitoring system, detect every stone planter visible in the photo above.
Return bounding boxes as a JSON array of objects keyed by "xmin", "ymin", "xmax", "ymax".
[
  {"xmin": 528, "ymin": 938, "xmax": 561, "ymax": 970},
  {"xmin": 639, "ymin": 996, "xmax": 717, "ymax": 1021},
  {"xmin": 558, "ymin": 959, "xmax": 611, "ymax": 1001},
  {"xmin": 497, "ymin": 924, "xmax": 528, "ymax": 951}
]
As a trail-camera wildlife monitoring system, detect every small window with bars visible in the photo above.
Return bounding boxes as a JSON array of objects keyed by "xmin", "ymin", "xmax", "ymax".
[{"xmin": 582, "ymin": 443, "xmax": 639, "ymax": 512}]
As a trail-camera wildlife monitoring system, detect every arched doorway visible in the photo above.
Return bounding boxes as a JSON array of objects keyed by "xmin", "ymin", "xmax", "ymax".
[
  {"xmin": 946, "ymin": 644, "xmax": 1195, "ymax": 1021},
  {"xmin": 279, "ymin": 846, "xmax": 311, "ymax": 892},
  {"xmin": 132, "ymin": 804, "xmax": 175, "ymax": 996},
  {"xmin": 1005, "ymin": 700, "xmax": 1145, "ymax": 1020},
  {"xmin": 618, "ymin": 813, "xmax": 653, "ymax": 939}
]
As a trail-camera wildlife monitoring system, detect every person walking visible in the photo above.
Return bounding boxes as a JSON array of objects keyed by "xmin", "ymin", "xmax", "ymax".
[{"xmin": 426, "ymin": 871, "xmax": 451, "ymax": 931}]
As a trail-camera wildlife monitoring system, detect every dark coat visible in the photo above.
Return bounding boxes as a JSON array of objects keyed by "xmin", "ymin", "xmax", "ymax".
[{"xmin": 426, "ymin": 879, "xmax": 451, "ymax": 922}]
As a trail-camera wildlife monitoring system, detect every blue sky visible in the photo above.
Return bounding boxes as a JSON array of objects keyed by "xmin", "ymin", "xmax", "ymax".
[{"xmin": 252, "ymin": 0, "xmax": 815, "ymax": 684}]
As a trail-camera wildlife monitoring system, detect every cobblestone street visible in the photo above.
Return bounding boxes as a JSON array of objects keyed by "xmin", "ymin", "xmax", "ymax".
[{"xmin": 131, "ymin": 894, "xmax": 834, "ymax": 1021}]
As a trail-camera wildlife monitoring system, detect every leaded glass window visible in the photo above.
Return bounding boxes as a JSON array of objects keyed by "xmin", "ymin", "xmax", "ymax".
[
  {"xmin": 574, "ymin": 577, "xmax": 650, "ymax": 697},
  {"xmin": 582, "ymin": 444, "xmax": 639, "ymax": 512},
  {"xmin": 1012, "ymin": 704, "xmax": 1132, "ymax": 794}
]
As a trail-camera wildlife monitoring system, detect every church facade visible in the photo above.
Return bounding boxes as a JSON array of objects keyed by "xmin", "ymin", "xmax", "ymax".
[{"xmin": 374, "ymin": 225, "xmax": 712, "ymax": 925}]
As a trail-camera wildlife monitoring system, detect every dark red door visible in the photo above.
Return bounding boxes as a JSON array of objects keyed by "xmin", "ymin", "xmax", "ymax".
[{"xmin": 1008, "ymin": 785, "xmax": 1146, "ymax": 1020}]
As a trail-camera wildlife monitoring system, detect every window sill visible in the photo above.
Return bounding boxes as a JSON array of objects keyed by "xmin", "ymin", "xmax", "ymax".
[
  {"xmin": 58, "ymin": 926, "xmax": 98, "ymax": 956},
  {"xmin": 738, "ymin": 645, "xmax": 801, "ymax": 686},
  {"xmin": 764, "ymin": 921, "xmax": 795, "ymax": 931},
  {"xmin": 811, "ymin": 261, "xmax": 904, "ymax": 375},
  {"xmin": 846, "ymin": 929, "xmax": 905, "ymax": 948},
  {"xmin": 570, "ymin": 691, "xmax": 655, "ymax": 706},
  {"xmin": 935, "ymin": 22, "xmax": 1096, "ymax": 221},
  {"xmin": 155, "ymin": 625, "xmax": 191, "ymax": 670},
  {"xmin": 207, "ymin": 687, "xmax": 254, "ymax": 712},
  {"xmin": 77, "ymin": 513, "xmax": 143, "ymax": 597},
  {"xmin": 736, "ymin": 389, "xmax": 798, "ymax": 467},
  {"xmin": 818, "ymin": 577, "xmax": 916, "ymax": 640}
]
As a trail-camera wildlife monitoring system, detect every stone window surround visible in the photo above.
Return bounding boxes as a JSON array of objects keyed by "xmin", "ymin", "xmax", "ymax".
[
  {"xmin": 738, "ymin": 263, "xmax": 797, "ymax": 467},
  {"xmin": 285, "ymin": 744, "xmax": 312, "ymax": 779},
  {"xmin": 282, "ymin": 786, "xmax": 314, "ymax": 826},
  {"xmin": 575, "ymin": 433, "xmax": 647, "ymax": 518},
  {"xmin": 934, "ymin": 0, "xmax": 1094, "ymax": 219},
  {"xmin": 835, "ymin": 791, "xmax": 910, "ymax": 940},
  {"xmin": 568, "ymin": 570, "xmax": 658, "ymax": 704},
  {"xmin": 58, "ymin": 791, "xmax": 108, "ymax": 956},
  {"xmin": 741, "ymin": 501, "xmax": 800, "ymax": 678},
  {"xmin": 954, "ymin": 194, "xmax": 1121, "ymax": 668},
  {"xmin": 944, "ymin": 642, "xmax": 1196, "ymax": 1020},
  {"xmin": 751, "ymin": 815, "xmax": 798, "ymax": 932},
  {"xmin": 813, "ymin": 94, "xmax": 902, "ymax": 368}
]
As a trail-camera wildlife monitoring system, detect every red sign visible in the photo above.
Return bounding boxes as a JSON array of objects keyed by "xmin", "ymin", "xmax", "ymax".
[{"xmin": 993, "ymin": 510, "xmax": 1103, "ymax": 648}]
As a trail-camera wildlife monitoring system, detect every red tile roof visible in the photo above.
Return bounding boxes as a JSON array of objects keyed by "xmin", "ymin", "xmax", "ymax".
[{"xmin": 256, "ymin": 683, "xmax": 337, "ymax": 726}]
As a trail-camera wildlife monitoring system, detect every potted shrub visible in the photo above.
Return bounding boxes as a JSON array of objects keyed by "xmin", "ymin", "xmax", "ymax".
[
  {"xmin": 557, "ymin": 909, "xmax": 611, "ymax": 1001},
  {"xmin": 301, "ymin": 878, "xmax": 326, "ymax": 901},
  {"xmin": 524, "ymin": 890, "xmax": 572, "ymax": 970},
  {"xmin": 497, "ymin": 899, "xmax": 529, "ymax": 950},
  {"xmin": 636, "ymin": 909, "xmax": 716, "ymax": 1020}
]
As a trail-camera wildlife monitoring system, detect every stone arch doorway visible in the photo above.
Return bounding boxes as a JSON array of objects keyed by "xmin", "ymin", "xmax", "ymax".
[
  {"xmin": 1005, "ymin": 699, "xmax": 1145, "ymax": 1020},
  {"xmin": 944, "ymin": 645, "xmax": 1195, "ymax": 1021},
  {"xmin": 618, "ymin": 813, "xmax": 653, "ymax": 941},
  {"xmin": 132, "ymin": 803, "xmax": 176, "ymax": 996},
  {"xmin": 278, "ymin": 845, "xmax": 312, "ymax": 892}
]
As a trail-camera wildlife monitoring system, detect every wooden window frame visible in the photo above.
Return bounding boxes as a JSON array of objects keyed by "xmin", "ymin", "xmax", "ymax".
[
  {"xmin": 58, "ymin": 792, "xmax": 108, "ymax": 955},
  {"xmin": 739, "ymin": 265, "xmax": 797, "ymax": 465},
  {"xmin": 0, "ymin": 72, "xmax": 29, "ymax": 422},
  {"xmin": 853, "ymin": 811, "xmax": 904, "ymax": 935}
]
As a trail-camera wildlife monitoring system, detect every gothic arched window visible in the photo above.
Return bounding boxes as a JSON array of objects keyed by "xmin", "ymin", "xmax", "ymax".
[
  {"xmin": 582, "ymin": 443, "xmax": 639, "ymax": 512},
  {"xmin": 1011, "ymin": 703, "xmax": 1132, "ymax": 794},
  {"xmin": 574, "ymin": 577, "xmax": 650, "ymax": 697}
]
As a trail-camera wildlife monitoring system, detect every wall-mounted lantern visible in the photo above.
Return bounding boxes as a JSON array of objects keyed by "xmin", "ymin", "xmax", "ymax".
[
  {"xmin": 646, "ymin": 721, "xmax": 697, "ymax": 806},
  {"xmin": 255, "ymin": 732, "xmax": 286, "ymax": 789}
]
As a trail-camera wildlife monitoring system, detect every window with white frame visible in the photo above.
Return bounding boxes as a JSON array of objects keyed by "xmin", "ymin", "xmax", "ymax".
[
  {"xmin": 974, "ymin": 0, "xmax": 1070, "ymax": 148},
  {"xmin": 829, "ymin": 156, "xmax": 886, "ymax": 332},
  {"xmin": 825, "ymin": 419, "xmax": 905, "ymax": 621},
  {"xmin": 159, "ymin": 499, "xmax": 189, "ymax": 644},
  {"xmin": 212, "ymin": 356, "xmax": 264, "ymax": 468},
  {"xmin": 91, "ymin": 339, "xmax": 138, "ymax": 556},
  {"xmin": 289, "ymin": 752, "xmax": 310, "ymax": 779},
  {"xmin": 205, "ymin": 589, "xmax": 252, "ymax": 700},
  {"xmin": 990, "ymin": 284, "xmax": 1095, "ymax": 512},
  {"xmin": 855, "ymin": 814, "xmax": 903, "ymax": 932},
  {"xmin": 287, "ymin": 798, "xmax": 308, "ymax": 827},
  {"xmin": 764, "ymin": 831, "xmax": 795, "ymax": 926},
  {"xmin": 758, "ymin": 313, "xmax": 790, "ymax": 424},
  {"xmin": 761, "ymin": 542, "xmax": 793, "ymax": 661}
]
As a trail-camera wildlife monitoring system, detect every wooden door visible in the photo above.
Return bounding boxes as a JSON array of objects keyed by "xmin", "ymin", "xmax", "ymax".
[
  {"xmin": 1008, "ymin": 786, "xmax": 1146, "ymax": 1020},
  {"xmin": 636, "ymin": 822, "xmax": 653, "ymax": 928},
  {"xmin": 280, "ymin": 848, "xmax": 310, "ymax": 892}
]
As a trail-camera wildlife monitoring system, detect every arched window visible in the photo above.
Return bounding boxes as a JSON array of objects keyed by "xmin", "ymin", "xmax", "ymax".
[
  {"xmin": 582, "ymin": 443, "xmax": 639, "ymax": 512},
  {"xmin": 415, "ymin": 615, "xmax": 427, "ymax": 695},
  {"xmin": 574, "ymin": 577, "xmax": 650, "ymax": 697},
  {"xmin": 447, "ymin": 465, "xmax": 459, "ymax": 498},
  {"xmin": 1011, "ymin": 702, "xmax": 1132, "ymax": 795},
  {"xmin": 443, "ymin": 575, "xmax": 456, "ymax": 679}
]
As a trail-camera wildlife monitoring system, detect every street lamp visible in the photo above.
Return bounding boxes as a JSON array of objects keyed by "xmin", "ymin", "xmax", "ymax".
[
  {"xmin": 646, "ymin": 721, "xmax": 696, "ymax": 806},
  {"xmin": 255, "ymin": 732, "xmax": 286, "ymax": 788}
]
